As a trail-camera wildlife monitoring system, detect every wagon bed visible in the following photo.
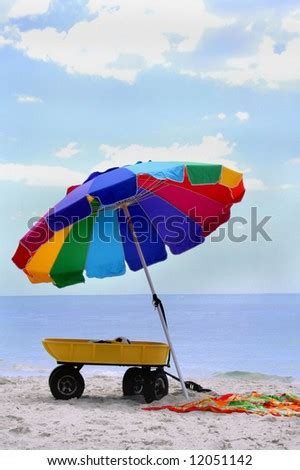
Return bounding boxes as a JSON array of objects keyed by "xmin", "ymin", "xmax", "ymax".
[{"xmin": 43, "ymin": 338, "xmax": 170, "ymax": 367}]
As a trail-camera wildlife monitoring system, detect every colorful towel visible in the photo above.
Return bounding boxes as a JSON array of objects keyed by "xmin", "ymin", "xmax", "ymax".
[{"xmin": 144, "ymin": 392, "xmax": 300, "ymax": 417}]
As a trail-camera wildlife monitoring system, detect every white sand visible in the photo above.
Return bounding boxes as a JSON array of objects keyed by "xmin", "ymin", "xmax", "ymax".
[{"xmin": 0, "ymin": 374, "xmax": 299, "ymax": 450}]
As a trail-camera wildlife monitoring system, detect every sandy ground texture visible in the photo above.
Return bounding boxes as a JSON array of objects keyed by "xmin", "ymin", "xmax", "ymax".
[{"xmin": 0, "ymin": 373, "xmax": 299, "ymax": 450}]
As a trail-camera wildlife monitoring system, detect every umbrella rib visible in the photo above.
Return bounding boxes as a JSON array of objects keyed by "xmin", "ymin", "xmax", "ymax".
[
  {"xmin": 136, "ymin": 178, "xmax": 233, "ymax": 215},
  {"xmin": 133, "ymin": 180, "xmax": 172, "ymax": 203}
]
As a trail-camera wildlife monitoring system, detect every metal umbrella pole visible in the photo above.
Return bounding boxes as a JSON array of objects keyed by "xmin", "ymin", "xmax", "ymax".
[{"xmin": 123, "ymin": 205, "xmax": 189, "ymax": 399}]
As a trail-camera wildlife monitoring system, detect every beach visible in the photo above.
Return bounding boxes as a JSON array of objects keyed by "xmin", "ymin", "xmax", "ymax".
[
  {"xmin": 1, "ymin": 373, "xmax": 299, "ymax": 450},
  {"xmin": 1, "ymin": 294, "xmax": 299, "ymax": 450}
]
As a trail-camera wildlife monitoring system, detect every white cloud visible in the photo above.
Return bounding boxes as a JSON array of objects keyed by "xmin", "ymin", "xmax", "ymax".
[
  {"xmin": 235, "ymin": 111, "xmax": 249, "ymax": 121},
  {"xmin": 217, "ymin": 113, "xmax": 226, "ymax": 120},
  {"xmin": 10, "ymin": 0, "xmax": 234, "ymax": 82},
  {"xmin": 282, "ymin": 9, "xmax": 300, "ymax": 33},
  {"xmin": 2, "ymin": 138, "xmax": 267, "ymax": 191},
  {"xmin": 200, "ymin": 36, "xmax": 300, "ymax": 89},
  {"xmin": 0, "ymin": 36, "xmax": 13, "ymax": 46},
  {"xmin": 287, "ymin": 157, "xmax": 300, "ymax": 165},
  {"xmin": 8, "ymin": 0, "xmax": 51, "ymax": 19},
  {"xmin": 93, "ymin": 133, "xmax": 238, "ymax": 172},
  {"xmin": 0, "ymin": 163, "xmax": 85, "ymax": 186},
  {"xmin": 280, "ymin": 183, "xmax": 299, "ymax": 190},
  {"xmin": 16, "ymin": 94, "xmax": 42, "ymax": 103},
  {"xmin": 245, "ymin": 178, "xmax": 268, "ymax": 191},
  {"xmin": 55, "ymin": 142, "xmax": 81, "ymax": 159},
  {"xmin": 180, "ymin": 69, "xmax": 198, "ymax": 78}
]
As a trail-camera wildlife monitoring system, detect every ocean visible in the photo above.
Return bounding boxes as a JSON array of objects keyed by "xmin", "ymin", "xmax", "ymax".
[{"xmin": 0, "ymin": 294, "xmax": 299, "ymax": 379}]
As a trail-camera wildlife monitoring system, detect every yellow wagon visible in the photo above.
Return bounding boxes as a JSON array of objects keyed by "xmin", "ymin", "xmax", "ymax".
[{"xmin": 43, "ymin": 338, "xmax": 170, "ymax": 403}]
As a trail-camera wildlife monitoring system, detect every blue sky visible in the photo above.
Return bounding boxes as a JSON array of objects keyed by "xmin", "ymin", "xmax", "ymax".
[{"xmin": 1, "ymin": 0, "xmax": 300, "ymax": 295}]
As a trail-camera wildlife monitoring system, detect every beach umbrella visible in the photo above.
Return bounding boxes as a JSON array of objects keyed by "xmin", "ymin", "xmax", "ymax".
[{"xmin": 12, "ymin": 161, "xmax": 245, "ymax": 398}]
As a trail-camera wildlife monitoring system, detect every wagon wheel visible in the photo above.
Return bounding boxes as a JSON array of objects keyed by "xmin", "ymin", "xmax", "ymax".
[
  {"xmin": 48, "ymin": 365, "xmax": 78, "ymax": 386},
  {"xmin": 122, "ymin": 367, "xmax": 147, "ymax": 396},
  {"xmin": 143, "ymin": 369, "xmax": 169, "ymax": 403},
  {"xmin": 49, "ymin": 366, "xmax": 85, "ymax": 400}
]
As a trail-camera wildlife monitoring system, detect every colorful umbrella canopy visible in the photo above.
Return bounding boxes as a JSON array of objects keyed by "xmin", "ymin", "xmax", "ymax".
[{"xmin": 12, "ymin": 161, "xmax": 245, "ymax": 288}]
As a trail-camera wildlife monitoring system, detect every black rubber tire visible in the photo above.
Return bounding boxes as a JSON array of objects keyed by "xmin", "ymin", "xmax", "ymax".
[
  {"xmin": 49, "ymin": 366, "xmax": 85, "ymax": 400},
  {"xmin": 122, "ymin": 367, "xmax": 147, "ymax": 396},
  {"xmin": 143, "ymin": 369, "xmax": 169, "ymax": 404},
  {"xmin": 48, "ymin": 365, "xmax": 73, "ymax": 387}
]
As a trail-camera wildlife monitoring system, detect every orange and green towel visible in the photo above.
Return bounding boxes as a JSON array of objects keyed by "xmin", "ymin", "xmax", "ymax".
[{"xmin": 144, "ymin": 392, "xmax": 300, "ymax": 417}]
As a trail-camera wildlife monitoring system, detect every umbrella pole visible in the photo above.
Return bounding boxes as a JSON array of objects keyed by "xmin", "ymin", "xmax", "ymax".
[{"xmin": 123, "ymin": 205, "xmax": 189, "ymax": 399}]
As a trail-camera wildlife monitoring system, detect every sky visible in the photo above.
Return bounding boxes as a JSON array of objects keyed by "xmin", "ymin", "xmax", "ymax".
[{"xmin": 0, "ymin": 0, "xmax": 300, "ymax": 295}]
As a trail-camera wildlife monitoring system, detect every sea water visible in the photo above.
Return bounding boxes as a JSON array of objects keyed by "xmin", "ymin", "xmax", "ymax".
[{"xmin": 0, "ymin": 294, "xmax": 299, "ymax": 379}]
